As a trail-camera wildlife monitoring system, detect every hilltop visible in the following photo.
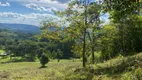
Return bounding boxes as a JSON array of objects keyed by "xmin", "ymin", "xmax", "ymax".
[{"xmin": 0, "ymin": 23, "xmax": 40, "ymax": 33}]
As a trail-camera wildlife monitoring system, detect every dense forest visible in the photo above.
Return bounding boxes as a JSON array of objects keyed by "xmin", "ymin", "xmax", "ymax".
[
  {"xmin": 0, "ymin": 28, "xmax": 75, "ymax": 61},
  {"xmin": 0, "ymin": 0, "xmax": 142, "ymax": 80}
]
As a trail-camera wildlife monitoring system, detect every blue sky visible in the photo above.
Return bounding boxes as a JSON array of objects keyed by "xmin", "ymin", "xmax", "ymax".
[
  {"xmin": 0, "ymin": 0, "xmax": 70, "ymax": 26},
  {"xmin": 0, "ymin": 0, "xmax": 108, "ymax": 26}
]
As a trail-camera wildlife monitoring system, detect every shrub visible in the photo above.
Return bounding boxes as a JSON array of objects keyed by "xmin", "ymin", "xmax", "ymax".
[
  {"xmin": 88, "ymin": 51, "xmax": 102, "ymax": 63},
  {"xmin": 65, "ymin": 68, "xmax": 94, "ymax": 80},
  {"xmin": 37, "ymin": 48, "xmax": 43, "ymax": 59},
  {"xmin": 121, "ymin": 68, "xmax": 142, "ymax": 80},
  {"xmin": 40, "ymin": 53, "xmax": 49, "ymax": 67},
  {"xmin": 26, "ymin": 54, "xmax": 37, "ymax": 62},
  {"xmin": 93, "ymin": 53, "xmax": 142, "ymax": 74}
]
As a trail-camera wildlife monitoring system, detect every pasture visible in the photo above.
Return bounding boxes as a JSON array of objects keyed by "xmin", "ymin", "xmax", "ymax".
[{"xmin": 0, "ymin": 60, "xmax": 81, "ymax": 80}]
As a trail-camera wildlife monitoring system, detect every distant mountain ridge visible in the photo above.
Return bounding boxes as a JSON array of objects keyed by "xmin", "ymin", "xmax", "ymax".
[{"xmin": 0, "ymin": 23, "xmax": 40, "ymax": 33}]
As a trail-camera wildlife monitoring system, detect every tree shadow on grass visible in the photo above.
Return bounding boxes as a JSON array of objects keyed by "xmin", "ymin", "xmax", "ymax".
[{"xmin": 39, "ymin": 66, "xmax": 48, "ymax": 69}]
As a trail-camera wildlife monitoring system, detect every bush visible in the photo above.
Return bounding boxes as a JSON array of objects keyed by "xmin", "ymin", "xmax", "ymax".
[
  {"xmin": 65, "ymin": 68, "xmax": 94, "ymax": 80},
  {"xmin": 40, "ymin": 53, "xmax": 49, "ymax": 67},
  {"xmin": 26, "ymin": 54, "xmax": 37, "ymax": 62},
  {"xmin": 93, "ymin": 53, "xmax": 142, "ymax": 75},
  {"xmin": 121, "ymin": 68, "xmax": 142, "ymax": 80},
  {"xmin": 37, "ymin": 48, "xmax": 43, "ymax": 59},
  {"xmin": 88, "ymin": 51, "xmax": 102, "ymax": 63}
]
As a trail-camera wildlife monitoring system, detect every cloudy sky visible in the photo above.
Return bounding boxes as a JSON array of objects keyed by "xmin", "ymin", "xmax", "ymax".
[
  {"xmin": 0, "ymin": 0, "xmax": 70, "ymax": 26},
  {"xmin": 0, "ymin": 0, "xmax": 108, "ymax": 26}
]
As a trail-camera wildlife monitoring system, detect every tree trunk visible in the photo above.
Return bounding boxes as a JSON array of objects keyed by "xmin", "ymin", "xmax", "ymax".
[
  {"xmin": 83, "ymin": 30, "xmax": 86, "ymax": 67},
  {"xmin": 88, "ymin": 32, "xmax": 95, "ymax": 64},
  {"xmin": 91, "ymin": 47, "xmax": 95, "ymax": 64},
  {"xmin": 82, "ymin": 1, "xmax": 87, "ymax": 67}
]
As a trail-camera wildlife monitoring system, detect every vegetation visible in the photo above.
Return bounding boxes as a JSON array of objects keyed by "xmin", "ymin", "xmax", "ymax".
[
  {"xmin": 0, "ymin": 60, "xmax": 81, "ymax": 80},
  {"xmin": 40, "ymin": 53, "xmax": 50, "ymax": 67},
  {"xmin": 0, "ymin": 54, "xmax": 141, "ymax": 80},
  {"xmin": 0, "ymin": 28, "xmax": 75, "ymax": 62},
  {"xmin": 0, "ymin": 0, "xmax": 142, "ymax": 80},
  {"xmin": 64, "ymin": 53, "xmax": 142, "ymax": 80}
]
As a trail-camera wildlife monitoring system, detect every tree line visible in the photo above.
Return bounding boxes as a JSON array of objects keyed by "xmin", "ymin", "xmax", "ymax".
[{"xmin": 0, "ymin": 28, "xmax": 75, "ymax": 62}]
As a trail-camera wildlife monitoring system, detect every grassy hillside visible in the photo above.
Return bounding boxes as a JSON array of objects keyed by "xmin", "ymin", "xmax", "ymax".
[
  {"xmin": 65, "ymin": 53, "xmax": 142, "ymax": 80},
  {"xmin": 0, "ymin": 53, "xmax": 142, "ymax": 80}
]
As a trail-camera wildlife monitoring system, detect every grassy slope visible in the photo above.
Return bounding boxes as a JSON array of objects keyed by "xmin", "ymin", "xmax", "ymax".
[
  {"xmin": 0, "ymin": 53, "xmax": 142, "ymax": 80},
  {"xmin": 92, "ymin": 53, "xmax": 142, "ymax": 80},
  {"xmin": 65, "ymin": 53, "xmax": 142, "ymax": 80}
]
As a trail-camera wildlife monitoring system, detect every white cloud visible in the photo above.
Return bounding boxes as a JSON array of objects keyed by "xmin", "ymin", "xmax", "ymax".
[
  {"xmin": 0, "ymin": 12, "xmax": 59, "ymax": 26},
  {"xmin": 25, "ymin": 3, "xmax": 58, "ymax": 12},
  {"xmin": 9, "ymin": 0, "xmax": 60, "ymax": 4},
  {"xmin": 8, "ymin": 0, "xmax": 68, "ymax": 10},
  {"xmin": 0, "ymin": 2, "xmax": 10, "ymax": 7}
]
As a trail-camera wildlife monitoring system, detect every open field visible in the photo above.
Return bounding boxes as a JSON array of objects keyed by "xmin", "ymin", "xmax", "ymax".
[
  {"xmin": 0, "ymin": 53, "xmax": 142, "ymax": 80},
  {"xmin": 0, "ymin": 60, "xmax": 81, "ymax": 80}
]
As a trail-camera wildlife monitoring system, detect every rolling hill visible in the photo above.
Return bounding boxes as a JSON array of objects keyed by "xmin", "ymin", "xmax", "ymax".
[{"xmin": 0, "ymin": 23, "xmax": 40, "ymax": 33}]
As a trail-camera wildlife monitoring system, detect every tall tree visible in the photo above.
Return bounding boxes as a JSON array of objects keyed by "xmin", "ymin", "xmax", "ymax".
[
  {"xmin": 102, "ymin": 0, "xmax": 142, "ymax": 55},
  {"xmin": 87, "ymin": 1, "xmax": 103, "ymax": 64},
  {"xmin": 41, "ymin": 0, "xmax": 94, "ymax": 67}
]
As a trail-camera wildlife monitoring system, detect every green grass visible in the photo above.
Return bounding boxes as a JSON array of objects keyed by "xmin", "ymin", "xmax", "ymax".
[
  {"xmin": 64, "ymin": 53, "xmax": 142, "ymax": 80},
  {"xmin": 0, "ymin": 53, "xmax": 142, "ymax": 80},
  {"xmin": 0, "ymin": 60, "xmax": 81, "ymax": 80}
]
